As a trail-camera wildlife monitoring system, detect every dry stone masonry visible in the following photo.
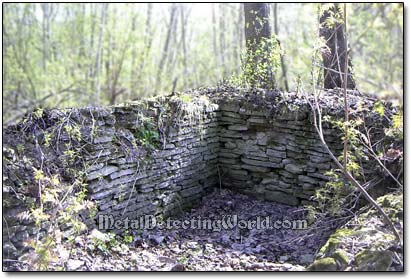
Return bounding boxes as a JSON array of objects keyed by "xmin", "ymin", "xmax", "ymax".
[{"xmin": 2, "ymin": 87, "xmax": 392, "ymax": 259}]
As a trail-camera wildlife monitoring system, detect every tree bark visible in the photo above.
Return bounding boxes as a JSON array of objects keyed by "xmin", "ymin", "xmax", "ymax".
[
  {"xmin": 319, "ymin": 3, "xmax": 356, "ymax": 89},
  {"xmin": 180, "ymin": 4, "xmax": 188, "ymax": 88},
  {"xmin": 95, "ymin": 3, "xmax": 107, "ymax": 104},
  {"xmin": 155, "ymin": 4, "xmax": 177, "ymax": 92},
  {"xmin": 41, "ymin": 3, "xmax": 50, "ymax": 72},
  {"xmin": 212, "ymin": 4, "xmax": 218, "ymax": 59},
  {"xmin": 130, "ymin": 13, "xmax": 138, "ymax": 97},
  {"xmin": 219, "ymin": 4, "xmax": 226, "ymax": 77},
  {"xmin": 273, "ymin": 3, "xmax": 289, "ymax": 91},
  {"xmin": 243, "ymin": 3, "xmax": 273, "ymax": 87}
]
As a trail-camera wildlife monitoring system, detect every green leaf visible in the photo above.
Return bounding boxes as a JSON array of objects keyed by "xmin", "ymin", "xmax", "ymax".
[{"xmin": 374, "ymin": 101, "xmax": 385, "ymax": 117}]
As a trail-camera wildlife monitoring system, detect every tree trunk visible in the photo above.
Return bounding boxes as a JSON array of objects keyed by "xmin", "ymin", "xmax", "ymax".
[
  {"xmin": 155, "ymin": 4, "xmax": 177, "ymax": 92},
  {"xmin": 130, "ymin": 13, "xmax": 138, "ymax": 98},
  {"xmin": 243, "ymin": 3, "xmax": 273, "ymax": 87},
  {"xmin": 88, "ymin": 3, "xmax": 97, "ymax": 90},
  {"xmin": 212, "ymin": 4, "xmax": 218, "ymax": 61},
  {"xmin": 219, "ymin": 4, "xmax": 226, "ymax": 77},
  {"xmin": 273, "ymin": 3, "xmax": 289, "ymax": 91},
  {"xmin": 319, "ymin": 3, "xmax": 356, "ymax": 89},
  {"xmin": 135, "ymin": 3, "xmax": 153, "ymax": 96},
  {"xmin": 95, "ymin": 3, "xmax": 107, "ymax": 105},
  {"xmin": 41, "ymin": 3, "xmax": 50, "ymax": 73},
  {"xmin": 180, "ymin": 4, "xmax": 188, "ymax": 88}
]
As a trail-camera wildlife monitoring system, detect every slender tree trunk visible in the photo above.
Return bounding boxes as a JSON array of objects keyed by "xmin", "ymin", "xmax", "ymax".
[
  {"xmin": 180, "ymin": 4, "xmax": 188, "ymax": 88},
  {"xmin": 79, "ymin": 3, "xmax": 86, "ymax": 58},
  {"xmin": 237, "ymin": 4, "xmax": 244, "ymax": 59},
  {"xmin": 41, "ymin": 3, "xmax": 49, "ymax": 73},
  {"xmin": 156, "ymin": 4, "xmax": 177, "ymax": 92},
  {"xmin": 212, "ymin": 4, "xmax": 218, "ymax": 63},
  {"xmin": 231, "ymin": 4, "xmax": 239, "ymax": 72},
  {"xmin": 130, "ymin": 13, "xmax": 138, "ymax": 98},
  {"xmin": 95, "ymin": 3, "xmax": 107, "ymax": 104},
  {"xmin": 166, "ymin": 6, "xmax": 179, "ymax": 73},
  {"xmin": 319, "ymin": 3, "xmax": 355, "ymax": 89},
  {"xmin": 219, "ymin": 4, "xmax": 226, "ymax": 77},
  {"xmin": 88, "ymin": 3, "xmax": 97, "ymax": 91},
  {"xmin": 273, "ymin": 3, "xmax": 289, "ymax": 91},
  {"xmin": 136, "ymin": 3, "xmax": 153, "ymax": 95}
]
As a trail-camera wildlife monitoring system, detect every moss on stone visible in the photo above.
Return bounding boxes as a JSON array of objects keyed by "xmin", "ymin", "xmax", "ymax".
[
  {"xmin": 355, "ymin": 249, "xmax": 393, "ymax": 271},
  {"xmin": 331, "ymin": 249, "xmax": 350, "ymax": 267},
  {"xmin": 319, "ymin": 228, "xmax": 354, "ymax": 256},
  {"xmin": 306, "ymin": 257, "xmax": 338, "ymax": 271},
  {"xmin": 319, "ymin": 238, "xmax": 341, "ymax": 256},
  {"xmin": 377, "ymin": 193, "xmax": 403, "ymax": 222}
]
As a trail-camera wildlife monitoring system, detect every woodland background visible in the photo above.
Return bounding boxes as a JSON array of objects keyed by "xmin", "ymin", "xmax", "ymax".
[{"xmin": 2, "ymin": 3, "xmax": 403, "ymax": 124}]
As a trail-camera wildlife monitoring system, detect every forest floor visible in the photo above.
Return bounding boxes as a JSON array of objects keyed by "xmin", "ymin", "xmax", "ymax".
[
  {"xmin": 69, "ymin": 189, "xmax": 337, "ymax": 271},
  {"xmin": 6, "ymin": 189, "xmax": 340, "ymax": 271}
]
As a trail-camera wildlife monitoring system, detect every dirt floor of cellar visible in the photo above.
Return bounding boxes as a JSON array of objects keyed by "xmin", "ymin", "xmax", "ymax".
[{"xmin": 6, "ymin": 189, "xmax": 341, "ymax": 271}]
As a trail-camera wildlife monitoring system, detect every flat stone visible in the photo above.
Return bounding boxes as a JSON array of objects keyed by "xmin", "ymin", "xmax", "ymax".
[
  {"xmin": 302, "ymin": 183, "xmax": 316, "ymax": 190},
  {"xmin": 219, "ymin": 158, "xmax": 238, "ymax": 165},
  {"xmin": 220, "ymin": 152, "xmax": 240, "ymax": 159},
  {"xmin": 280, "ymin": 170, "xmax": 296, "ymax": 180},
  {"xmin": 67, "ymin": 259, "xmax": 84, "ymax": 270},
  {"xmin": 110, "ymin": 168, "xmax": 137, "ymax": 180},
  {"xmin": 220, "ymin": 117, "xmax": 245, "ymax": 124},
  {"xmin": 222, "ymin": 111, "xmax": 242, "ymax": 118},
  {"xmin": 248, "ymin": 116, "xmax": 267, "ymax": 124},
  {"xmin": 261, "ymin": 178, "xmax": 277, "ymax": 184},
  {"xmin": 306, "ymin": 161, "xmax": 330, "ymax": 169},
  {"xmin": 269, "ymin": 144, "xmax": 287, "ymax": 151},
  {"xmin": 266, "ymin": 148, "xmax": 286, "ymax": 159},
  {"xmin": 310, "ymin": 155, "xmax": 330, "ymax": 163},
  {"xmin": 229, "ymin": 169, "xmax": 248, "ymax": 176},
  {"xmin": 241, "ymin": 158, "xmax": 282, "ymax": 168},
  {"xmin": 256, "ymin": 132, "xmax": 268, "ymax": 145},
  {"xmin": 228, "ymin": 125, "xmax": 248, "ymax": 131},
  {"xmin": 224, "ymin": 142, "xmax": 237, "ymax": 149},
  {"xmin": 308, "ymin": 172, "xmax": 331, "ymax": 181},
  {"xmin": 91, "ymin": 188, "xmax": 116, "ymax": 200},
  {"xmin": 87, "ymin": 165, "xmax": 119, "ymax": 181},
  {"xmin": 298, "ymin": 175, "xmax": 318, "ymax": 185},
  {"xmin": 265, "ymin": 184, "xmax": 293, "ymax": 194},
  {"xmin": 241, "ymin": 164, "xmax": 270, "ymax": 173},
  {"xmin": 285, "ymin": 163, "xmax": 304, "ymax": 174}
]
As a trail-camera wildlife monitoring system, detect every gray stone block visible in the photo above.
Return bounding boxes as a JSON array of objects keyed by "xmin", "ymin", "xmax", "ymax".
[
  {"xmin": 87, "ymin": 165, "xmax": 119, "ymax": 181},
  {"xmin": 266, "ymin": 148, "xmax": 287, "ymax": 159}
]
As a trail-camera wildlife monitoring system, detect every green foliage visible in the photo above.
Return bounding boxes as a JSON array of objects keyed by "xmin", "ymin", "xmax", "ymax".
[
  {"xmin": 312, "ymin": 115, "xmax": 370, "ymax": 216},
  {"xmin": 2, "ymin": 3, "xmax": 402, "ymax": 124},
  {"xmin": 88, "ymin": 230, "xmax": 130, "ymax": 256},
  {"xmin": 373, "ymin": 101, "xmax": 385, "ymax": 117},
  {"xmin": 123, "ymin": 230, "xmax": 134, "ymax": 245},
  {"xmin": 24, "ymin": 164, "xmax": 93, "ymax": 270},
  {"xmin": 349, "ymin": 3, "xmax": 403, "ymax": 99},
  {"xmin": 180, "ymin": 94, "xmax": 193, "ymax": 103},
  {"xmin": 135, "ymin": 123, "xmax": 161, "ymax": 150},
  {"xmin": 385, "ymin": 109, "xmax": 403, "ymax": 140},
  {"xmin": 232, "ymin": 36, "xmax": 282, "ymax": 89}
]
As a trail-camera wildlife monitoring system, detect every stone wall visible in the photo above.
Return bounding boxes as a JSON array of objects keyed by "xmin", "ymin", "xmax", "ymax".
[
  {"xmin": 2, "ymin": 87, "xmax": 391, "ymax": 259},
  {"xmin": 3, "ymin": 94, "xmax": 220, "ymax": 258},
  {"xmin": 85, "ymin": 97, "xmax": 220, "ymax": 224},
  {"xmin": 217, "ymin": 96, "xmax": 340, "ymax": 206}
]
